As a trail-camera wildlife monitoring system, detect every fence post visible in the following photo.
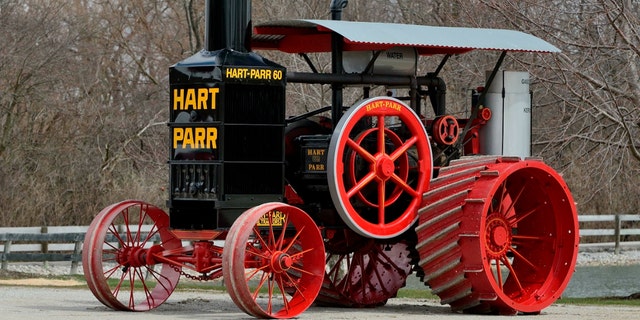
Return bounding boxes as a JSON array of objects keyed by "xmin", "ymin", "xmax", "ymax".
[
  {"xmin": 71, "ymin": 240, "xmax": 82, "ymax": 274},
  {"xmin": 614, "ymin": 214, "xmax": 621, "ymax": 254},
  {"xmin": 2, "ymin": 240, "xmax": 11, "ymax": 271},
  {"xmin": 41, "ymin": 226, "xmax": 49, "ymax": 268}
]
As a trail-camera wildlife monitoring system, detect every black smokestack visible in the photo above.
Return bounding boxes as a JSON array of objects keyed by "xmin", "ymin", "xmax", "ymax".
[{"xmin": 205, "ymin": 0, "xmax": 251, "ymax": 52}]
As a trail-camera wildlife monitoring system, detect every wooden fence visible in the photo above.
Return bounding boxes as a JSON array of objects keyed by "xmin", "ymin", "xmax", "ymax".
[
  {"xmin": 1, "ymin": 214, "xmax": 639, "ymax": 274},
  {"xmin": 0, "ymin": 225, "xmax": 159, "ymax": 274},
  {"xmin": 578, "ymin": 214, "xmax": 640, "ymax": 254},
  {"xmin": 0, "ymin": 226, "xmax": 87, "ymax": 274}
]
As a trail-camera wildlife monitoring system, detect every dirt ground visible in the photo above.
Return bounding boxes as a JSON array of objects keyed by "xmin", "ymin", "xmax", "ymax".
[{"xmin": 0, "ymin": 270, "xmax": 639, "ymax": 320}]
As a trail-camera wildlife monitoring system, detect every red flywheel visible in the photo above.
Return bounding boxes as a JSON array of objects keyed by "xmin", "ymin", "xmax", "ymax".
[{"xmin": 328, "ymin": 97, "xmax": 432, "ymax": 239}]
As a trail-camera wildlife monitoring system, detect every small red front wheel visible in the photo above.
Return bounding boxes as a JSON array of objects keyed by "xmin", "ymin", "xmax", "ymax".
[
  {"xmin": 82, "ymin": 200, "xmax": 182, "ymax": 311},
  {"xmin": 222, "ymin": 202, "xmax": 325, "ymax": 319}
]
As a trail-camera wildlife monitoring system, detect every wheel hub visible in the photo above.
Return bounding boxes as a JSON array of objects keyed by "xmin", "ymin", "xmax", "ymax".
[
  {"xmin": 116, "ymin": 246, "xmax": 148, "ymax": 267},
  {"xmin": 485, "ymin": 214, "xmax": 512, "ymax": 258},
  {"xmin": 270, "ymin": 252, "xmax": 293, "ymax": 273},
  {"xmin": 375, "ymin": 155, "xmax": 395, "ymax": 180}
]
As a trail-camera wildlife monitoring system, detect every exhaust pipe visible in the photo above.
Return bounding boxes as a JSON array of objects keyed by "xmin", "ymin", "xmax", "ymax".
[{"xmin": 205, "ymin": 0, "xmax": 251, "ymax": 52}]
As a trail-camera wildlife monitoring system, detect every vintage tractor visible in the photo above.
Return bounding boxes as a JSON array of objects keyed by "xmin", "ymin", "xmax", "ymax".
[{"xmin": 82, "ymin": 0, "xmax": 579, "ymax": 318}]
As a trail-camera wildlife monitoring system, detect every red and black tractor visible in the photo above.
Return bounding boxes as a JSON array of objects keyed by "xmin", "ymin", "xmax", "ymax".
[{"xmin": 82, "ymin": 0, "xmax": 579, "ymax": 318}]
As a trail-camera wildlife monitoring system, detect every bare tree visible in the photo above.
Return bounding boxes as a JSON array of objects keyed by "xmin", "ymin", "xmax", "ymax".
[
  {"xmin": 477, "ymin": 0, "xmax": 640, "ymax": 213},
  {"xmin": 1, "ymin": 0, "xmax": 637, "ymax": 227},
  {"xmin": 0, "ymin": 0, "xmax": 197, "ymax": 226}
]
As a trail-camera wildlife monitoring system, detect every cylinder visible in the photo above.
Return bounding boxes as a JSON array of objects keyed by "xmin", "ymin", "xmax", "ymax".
[
  {"xmin": 205, "ymin": 0, "xmax": 251, "ymax": 52},
  {"xmin": 479, "ymin": 71, "xmax": 531, "ymax": 158}
]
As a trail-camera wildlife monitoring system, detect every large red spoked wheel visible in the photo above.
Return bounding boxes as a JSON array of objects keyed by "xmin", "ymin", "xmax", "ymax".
[
  {"xmin": 82, "ymin": 200, "xmax": 182, "ymax": 311},
  {"xmin": 416, "ymin": 157, "xmax": 579, "ymax": 314},
  {"xmin": 222, "ymin": 202, "xmax": 325, "ymax": 319},
  {"xmin": 328, "ymin": 97, "xmax": 432, "ymax": 239},
  {"xmin": 316, "ymin": 229, "xmax": 413, "ymax": 307}
]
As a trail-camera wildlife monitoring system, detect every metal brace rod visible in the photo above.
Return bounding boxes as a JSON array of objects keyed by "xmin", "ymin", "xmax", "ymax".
[
  {"xmin": 298, "ymin": 53, "xmax": 318, "ymax": 73},
  {"xmin": 456, "ymin": 50, "xmax": 508, "ymax": 150}
]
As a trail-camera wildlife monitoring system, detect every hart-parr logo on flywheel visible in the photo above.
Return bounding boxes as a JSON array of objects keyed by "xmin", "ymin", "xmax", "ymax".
[
  {"xmin": 257, "ymin": 210, "xmax": 286, "ymax": 227},
  {"xmin": 365, "ymin": 99, "xmax": 403, "ymax": 112}
]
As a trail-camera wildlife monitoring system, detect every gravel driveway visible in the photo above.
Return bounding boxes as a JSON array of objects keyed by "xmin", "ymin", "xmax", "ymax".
[
  {"xmin": 0, "ymin": 286, "xmax": 638, "ymax": 320},
  {"xmin": 1, "ymin": 250, "xmax": 639, "ymax": 319}
]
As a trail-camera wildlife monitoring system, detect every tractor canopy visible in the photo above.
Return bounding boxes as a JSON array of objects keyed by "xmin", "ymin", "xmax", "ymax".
[{"xmin": 252, "ymin": 19, "xmax": 560, "ymax": 55}]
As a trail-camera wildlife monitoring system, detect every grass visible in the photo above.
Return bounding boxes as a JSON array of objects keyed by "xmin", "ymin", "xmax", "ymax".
[{"xmin": 555, "ymin": 297, "xmax": 640, "ymax": 307}]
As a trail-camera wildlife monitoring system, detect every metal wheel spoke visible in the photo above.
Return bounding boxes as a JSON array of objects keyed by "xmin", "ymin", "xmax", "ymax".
[
  {"xmin": 145, "ymin": 266, "xmax": 173, "ymax": 293},
  {"xmin": 289, "ymin": 246, "xmax": 314, "ymax": 261},
  {"xmin": 502, "ymin": 184, "xmax": 526, "ymax": 218},
  {"xmin": 133, "ymin": 206, "xmax": 145, "ymax": 245},
  {"xmin": 494, "ymin": 257, "xmax": 504, "ymax": 290},
  {"xmin": 500, "ymin": 255, "xmax": 526, "ymax": 294},
  {"xmin": 370, "ymin": 262, "xmax": 389, "ymax": 295},
  {"xmin": 282, "ymin": 226, "xmax": 305, "ymax": 253},
  {"xmin": 104, "ymin": 240, "xmax": 122, "ymax": 251},
  {"xmin": 389, "ymin": 136, "xmax": 417, "ymax": 161},
  {"xmin": 127, "ymin": 271, "xmax": 136, "ymax": 309},
  {"xmin": 346, "ymin": 138, "xmax": 376, "ymax": 163},
  {"xmin": 264, "ymin": 275, "xmax": 273, "ymax": 314},
  {"xmin": 113, "ymin": 268, "xmax": 128, "ymax": 299},
  {"xmin": 245, "ymin": 257, "xmax": 270, "ymax": 276},
  {"xmin": 134, "ymin": 267, "xmax": 154, "ymax": 307},
  {"xmin": 140, "ymin": 224, "xmax": 159, "ymax": 247},
  {"xmin": 511, "ymin": 234, "xmax": 548, "ymax": 246},
  {"xmin": 494, "ymin": 181, "xmax": 508, "ymax": 214},
  {"xmin": 276, "ymin": 216, "xmax": 290, "ymax": 251},
  {"xmin": 390, "ymin": 173, "xmax": 419, "ymax": 197},
  {"xmin": 104, "ymin": 264, "xmax": 121, "ymax": 279},
  {"xmin": 108, "ymin": 224, "xmax": 127, "ymax": 248},
  {"xmin": 375, "ymin": 246, "xmax": 409, "ymax": 276},
  {"xmin": 509, "ymin": 204, "xmax": 541, "ymax": 226},
  {"xmin": 355, "ymin": 254, "xmax": 367, "ymax": 300},
  {"xmin": 378, "ymin": 181, "xmax": 386, "ymax": 224},
  {"xmin": 252, "ymin": 227, "xmax": 274, "ymax": 255},
  {"xmin": 102, "ymin": 253, "xmax": 118, "ymax": 263},
  {"xmin": 268, "ymin": 214, "xmax": 276, "ymax": 248},
  {"xmin": 245, "ymin": 245, "xmax": 270, "ymax": 261},
  {"xmin": 326, "ymin": 254, "xmax": 346, "ymax": 280},
  {"xmin": 377, "ymin": 115, "xmax": 386, "ymax": 153},
  {"xmin": 275, "ymin": 275, "xmax": 291, "ymax": 312},
  {"xmin": 509, "ymin": 246, "xmax": 538, "ymax": 271},
  {"xmin": 287, "ymin": 272, "xmax": 311, "ymax": 304},
  {"xmin": 341, "ymin": 254, "xmax": 358, "ymax": 292},
  {"xmin": 320, "ymin": 240, "xmax": 412, "ymax": 307},
  {"xmin": 252, "ymin": 272, "xmax": 269, "ymax": 300},
  {"xmin": 121, "ymin": 209, "xmax": 133, "ymax": 245},
  {"xmin": 288, "ymin": 263, "xmax": 316, "ymax": 277},
  {"xmin": 346, "ymin": 171, "xmax": 377, "ymax": 198}
]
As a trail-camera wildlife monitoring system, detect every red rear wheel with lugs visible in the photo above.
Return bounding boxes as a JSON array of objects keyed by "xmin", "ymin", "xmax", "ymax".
[
  {"xmin": 222, "ymin": 202, "xmax": 325, "ymax": 319},
  {"xmin": 416, "ymin": 156, "xmax": 579, "ymax": 314},
  {"xmin": 82, "ymin": 200, "xmax": 182, "ymax": 311},
  {"xmin": 316, "ymin": 229, "xmax": 413, "ymax": 307}
]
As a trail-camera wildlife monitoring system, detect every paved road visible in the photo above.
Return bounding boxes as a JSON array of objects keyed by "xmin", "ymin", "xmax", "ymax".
[{"xmin": 0, "ymin": 286, "xmax": 639, "ymax": 320}]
